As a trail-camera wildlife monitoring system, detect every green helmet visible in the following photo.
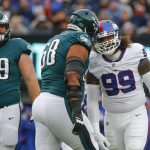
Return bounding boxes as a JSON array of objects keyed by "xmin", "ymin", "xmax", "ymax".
[
  {"xmin": 67, "ymin": 9, "xmax": 99, "ymax": 39},
  {"xmin": 0, "ymin": 11, "xmax": 10, "ymax": 43}
]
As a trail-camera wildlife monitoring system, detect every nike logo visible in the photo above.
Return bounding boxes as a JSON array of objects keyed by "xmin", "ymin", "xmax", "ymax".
[
  {"xmin": 106, "ymin": 121, "xmax": 109, "ymax": 126},
  {"xmin": 8, "ymin": 117, "xmax": 15, "ymax": 120},
  {"xmin": 135, "ymin": 114, "xmax": 141, "ymax": 117}
]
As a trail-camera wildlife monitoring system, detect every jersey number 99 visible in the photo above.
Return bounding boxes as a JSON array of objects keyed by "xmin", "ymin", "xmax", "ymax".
[{"xmin": 101, "ymin": 70, "xmax": 136, "ymax": 96}]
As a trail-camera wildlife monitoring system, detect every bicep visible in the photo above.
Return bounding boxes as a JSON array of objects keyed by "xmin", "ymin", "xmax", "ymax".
[
  {"xmin": 65, "ymin": 44, "xmax": 89, "ymax": 86},
  {"xmin": 138, "ymin": 58, "xmax": 150, "ymax": 75},
  {"xmin": 18, "ymin": 53, "xmax": 36, "ymax": 80},
  {"xmin": 67, "ymin": 44, "xmax": 89, "ymax": 61}
]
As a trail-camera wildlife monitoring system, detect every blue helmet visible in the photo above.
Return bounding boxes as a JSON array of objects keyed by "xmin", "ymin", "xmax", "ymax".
[{"xmin": 95, "ymin": 20, "xmax": 121, "ymax": 55}]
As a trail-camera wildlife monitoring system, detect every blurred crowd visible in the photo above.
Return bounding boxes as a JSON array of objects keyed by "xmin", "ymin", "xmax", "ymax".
[
  {"xmin": 0, "ymin": 0, "xmax": 150, "ymax": 36},
  {"xmin": 0, "ymin": 0, "xmax": 150, "ymax": 149}
]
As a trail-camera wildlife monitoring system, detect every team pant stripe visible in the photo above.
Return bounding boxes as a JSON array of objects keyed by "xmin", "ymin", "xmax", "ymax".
[
  {"xmin": 79, "ymin": 125, "xmax": 97, "ymax": 150},
  {"xmin": 65, "ymin": 99, "xmax": 97, "ymax": 150}
]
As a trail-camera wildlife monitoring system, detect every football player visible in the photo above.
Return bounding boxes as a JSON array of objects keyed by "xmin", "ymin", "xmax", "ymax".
[
  {"xmin": 86, "ymin": 20, "xmax": 150, "ymax": 150},
  {"xmin": 32, "ymin": 9, "xmax": 109, "ymax": 150},
  {"xmin": 0, "ymin": 11, "xmax": 40, "ymax": 150}
]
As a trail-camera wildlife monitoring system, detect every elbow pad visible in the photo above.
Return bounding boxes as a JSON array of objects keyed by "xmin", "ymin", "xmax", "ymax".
[
  {"xmin": 64, "ymin": 57, "xmax": 85, "ymax": 101},
  {"xmin": 64, "ymin": 56, "xmax": 85, "ymax": 76}
]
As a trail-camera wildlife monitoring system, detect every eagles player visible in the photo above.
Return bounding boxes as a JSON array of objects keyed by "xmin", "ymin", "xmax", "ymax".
[
  {"xmin": 86, "ymin": 20, "xmax": 150, "ymax": 150},
  {"xmin": 32, "ymin": 9, "xmax": 109, "ymax": 150},
  {"xmin": 0, "ymin": 11, "xmax": 40, "ymax": 150}
]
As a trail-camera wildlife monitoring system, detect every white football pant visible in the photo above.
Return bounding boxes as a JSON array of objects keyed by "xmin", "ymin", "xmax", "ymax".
[
  {"xmin": 104, "ymin": 105, "xmax": 148, "ymax": 150},
  {"xmin": 32, "ymin": 92, "xmax": 99, "ymax": 150},
  {"xmin": 0, "ymin": 103, "xmax": 20, "ymax": 150}
]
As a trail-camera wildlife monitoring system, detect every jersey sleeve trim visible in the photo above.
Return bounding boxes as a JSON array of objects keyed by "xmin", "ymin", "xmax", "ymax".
[{"xmin": 23, "ymin": 49, "xmax": 31, "ymax": 55}]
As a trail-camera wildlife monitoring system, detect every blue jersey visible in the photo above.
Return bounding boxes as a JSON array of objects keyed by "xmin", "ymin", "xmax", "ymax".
[
  {"xmin": 41, "ymin": 30, "xmax": 92, "ymax": 99},
  {"xmin": 0, "ymin": 38, "xmax": 31, "ymax": 106}
]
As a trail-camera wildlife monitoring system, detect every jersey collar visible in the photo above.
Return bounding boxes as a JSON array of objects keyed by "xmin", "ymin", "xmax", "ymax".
[{"xmin": 102, "ymin": 49, "xmax": 126, "ymax": 62}]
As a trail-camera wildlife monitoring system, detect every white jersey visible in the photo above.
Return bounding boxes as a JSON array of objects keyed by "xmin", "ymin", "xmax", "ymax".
[{"xmin": 89, "ymin": 43, "xmax": 147, "ymax": 113}]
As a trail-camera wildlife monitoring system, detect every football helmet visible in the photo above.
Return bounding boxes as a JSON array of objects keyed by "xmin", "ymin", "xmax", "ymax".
[
  {"xmin": 95, "ymin": 20, "xmax": 121, "ymax": 55},
  {"xmin": 0, "ymin": 11, "xmax": 10, "ymax": 42},
  {"xmin": 67, "ymin": 9, "xmax": 99, "ymax": 40}
]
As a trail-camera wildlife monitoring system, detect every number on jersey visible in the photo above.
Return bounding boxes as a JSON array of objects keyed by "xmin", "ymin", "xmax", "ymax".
[
  {"xmin": 0, "ymin": 58, "xmax": 9, "ymax": 79},
  {"xmin": 101, "ymin": 70, "xmax": 136, "ymax": 96},
  {"xmin": 41, "ymin": 39, "xmax": 60, "ymax": 68}
]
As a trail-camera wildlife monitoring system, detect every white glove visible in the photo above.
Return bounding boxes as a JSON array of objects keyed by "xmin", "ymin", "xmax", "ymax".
[
  {"xmin": 94, "ymin": 131, "xmax": 110, "ymax": 150},
  {"xmin": 92, "ymin": 122, "xmax": 110, "ymax": 150}
]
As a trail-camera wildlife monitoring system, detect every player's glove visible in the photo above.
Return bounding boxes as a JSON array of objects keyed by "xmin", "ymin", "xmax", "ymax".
[
  {"xmin": 92, "ymin": 122, "xmax": 110, "ymax": 150},
  {"xmin": 71, "ymin": 101, "xmax": 84, "ymax": 135},
  {"xmin": 94, "ymin": 132, "xmax": 110, "ymax": 150}
]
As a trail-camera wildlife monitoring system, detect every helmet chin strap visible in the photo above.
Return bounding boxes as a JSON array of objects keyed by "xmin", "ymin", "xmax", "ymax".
[
  {"xmin": 84, "ymin": 28, "xmax": 87, "ymax": 34},
  {"xmin": 105, "ymin": 49, "xmax": 121, "ymax": 61},
  {"xmin": 0, "ymin": 35, "xmax": 5, "ymax": 41}
]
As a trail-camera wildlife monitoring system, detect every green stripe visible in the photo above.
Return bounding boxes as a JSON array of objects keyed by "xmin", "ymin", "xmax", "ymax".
[
  {"xmin": 65, "ymin": 98, "xmax": 96, "ymax": 150},
  {"xmin": 80, "ymin": 126, "xmax": 97, "ymax": 150}
]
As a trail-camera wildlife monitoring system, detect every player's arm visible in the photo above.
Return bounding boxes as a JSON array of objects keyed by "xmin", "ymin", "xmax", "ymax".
[
  {"xmin": 19, "ymin": 53, "xmax": 40, "ymax": 102},
  {"xmin": 139, "ymin": 58, "xmax": 150, "ymax": 92},
  {"xmin": 65, "ymin": 44, "xmax": 89, "ymax": 135},
  {"xmin": 86, "ymin": 72, "xmax": 110, "ymax": 149},
  {"xmin": 86, "ymin": 71, "xmax": 100, "ymax": 125}
]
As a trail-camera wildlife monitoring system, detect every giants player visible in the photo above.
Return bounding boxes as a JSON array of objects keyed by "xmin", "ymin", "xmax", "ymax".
[{"xmin": 86, "ymin": 20, "xmax": 150, "ymax": 150}]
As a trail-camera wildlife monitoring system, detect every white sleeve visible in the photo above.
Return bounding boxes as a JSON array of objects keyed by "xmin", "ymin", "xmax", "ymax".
[
  {"xmin": 142, "ymin": 71, "xmax": 150, "ymax": 93},
  {"xmin": 86, "ymin": 84, "xmax": 101, "ymax": 132}
]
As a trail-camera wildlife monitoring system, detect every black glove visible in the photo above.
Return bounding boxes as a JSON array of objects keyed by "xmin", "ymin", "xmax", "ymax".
[{"xmin": 71, "ymin": 101, "xmax": 84, "ymax": 135}]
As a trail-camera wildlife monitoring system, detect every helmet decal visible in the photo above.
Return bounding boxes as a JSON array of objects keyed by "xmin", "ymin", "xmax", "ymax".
[{"xmin": 99, "ymin": 21, "xmax": 103, "ymax": 32}]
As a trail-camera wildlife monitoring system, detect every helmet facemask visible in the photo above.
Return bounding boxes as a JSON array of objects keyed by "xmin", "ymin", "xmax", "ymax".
[
  {"xmin": 95, "ymin": 20, "xmax": 121, "ymax": 55},
  {"xmin": 0, "ymin": 24, "xmax": 10, "ymax": 42},
  {"xmin": 0, "ymin": 12, "xmax": 10, "ymax": 43}
]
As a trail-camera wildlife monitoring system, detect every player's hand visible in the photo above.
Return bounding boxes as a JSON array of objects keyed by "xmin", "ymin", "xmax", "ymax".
[
  {"xmin": 72, "ymin": 112, "xmax": 84, "ymax": 135},
  {"xmin": 94, "ymin": 132, "xmax": 110, "ymax": 150}
]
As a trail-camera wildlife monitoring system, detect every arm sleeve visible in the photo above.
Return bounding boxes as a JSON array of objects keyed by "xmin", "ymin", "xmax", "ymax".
[{"xmin": 86, "ymin": 84, "xmax": 101, "ymax": 132}]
